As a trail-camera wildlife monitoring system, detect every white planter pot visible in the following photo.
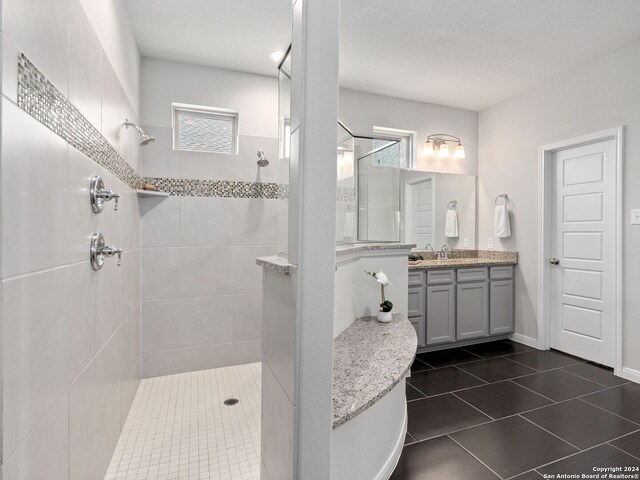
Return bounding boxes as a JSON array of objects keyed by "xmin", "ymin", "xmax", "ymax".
[{"xmin": 377, "ymin": 311, "xmax": 392, "ymax": 323}]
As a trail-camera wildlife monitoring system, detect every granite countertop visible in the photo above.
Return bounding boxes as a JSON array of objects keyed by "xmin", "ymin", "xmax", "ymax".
[
  {"xmin": 255, "ymin": 255, "xmax": 296, "ymax": 275},
  {"xmin": 332, "ymin": 313, "xmax": 417, "ymax": 429},
  {"xmin": 409, "ymin": 249, "xmax": 518, "ymax": 270}
]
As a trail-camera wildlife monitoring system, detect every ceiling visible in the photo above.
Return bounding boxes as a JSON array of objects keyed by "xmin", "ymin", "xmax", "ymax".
[{"xmin": 123, "ymin": 0, "xmax": 640, "ymax": 111}]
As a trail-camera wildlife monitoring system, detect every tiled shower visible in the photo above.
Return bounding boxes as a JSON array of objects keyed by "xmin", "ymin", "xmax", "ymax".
[{"xmin": 0, "ymin": 0, "xmax": 279, "ymax": 478}]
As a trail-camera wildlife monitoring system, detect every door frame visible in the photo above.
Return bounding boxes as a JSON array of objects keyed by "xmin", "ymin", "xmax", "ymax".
[
  {"xmin": 537, "ymin": 127, "xmax": 623, "ymax": 374},
  {"xmin": 404, "ymin": 174, "xmax": 434, "ymax": 246}
]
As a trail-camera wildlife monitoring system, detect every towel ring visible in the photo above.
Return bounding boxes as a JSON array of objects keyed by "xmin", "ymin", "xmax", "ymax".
[
  {"xmin": 495, "ymin": 194, "xmax": 509, "ymax": 206},
  {"xmin": 447, "ymin": 200, "xmax": 457, "ymax": 210}
]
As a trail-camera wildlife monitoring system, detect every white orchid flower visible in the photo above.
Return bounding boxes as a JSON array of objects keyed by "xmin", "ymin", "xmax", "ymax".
[{"xmin": 375, "ymin": 271, "xmax": 390, "ymax": 287}]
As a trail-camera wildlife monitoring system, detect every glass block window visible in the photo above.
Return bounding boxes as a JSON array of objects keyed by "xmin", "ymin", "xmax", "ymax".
[
  {"xmin": 371, "ymin": 127, "xmax": 416, "ymax": 169},
  {"xmin": 173, "ymin": 104, "xmax": 239, "ymax": 154}
]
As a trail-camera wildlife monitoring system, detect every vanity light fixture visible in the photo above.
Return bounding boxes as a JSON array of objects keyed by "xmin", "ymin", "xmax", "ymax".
[{"xmin": 423, "ymin": 134, "xmax": 465, "ymax": 160}]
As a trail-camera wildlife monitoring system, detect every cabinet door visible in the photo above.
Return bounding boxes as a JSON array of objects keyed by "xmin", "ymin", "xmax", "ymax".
[
  {"xmin": 456, "ymin": 282, "xmax": 489, "ymax": 340},
  {"xmin": 408, "ymin": 285, "xmax": 426, "ymax": 346},
  {"xmin": 490, "ymin": 279, "xmax": 514, "ymax": 335},
  {"xmin": 426, "ymin": 285, "xmax": 456, "ymax": 345}
]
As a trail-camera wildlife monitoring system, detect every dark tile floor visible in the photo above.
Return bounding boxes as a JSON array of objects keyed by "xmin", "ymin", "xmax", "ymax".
[{"xmin": 392, "ymin": 340, "xmax": 640, "ymax": 479}]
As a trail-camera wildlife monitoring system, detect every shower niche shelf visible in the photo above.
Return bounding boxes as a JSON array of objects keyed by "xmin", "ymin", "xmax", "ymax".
[{"xmin": 136, "ymin": 189, "xmax": 170, "ymax": 197}]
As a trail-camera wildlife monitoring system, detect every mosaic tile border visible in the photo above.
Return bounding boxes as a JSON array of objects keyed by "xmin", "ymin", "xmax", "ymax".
[
  {"xmin": 143, "ymin": 177, "xmax": 286, "ymax": 199},
  {"xmin": 17, "ymin": 53, "xmax": 141, "ymax": 189},
  {"xmin": 337, "ymin": 186, "xmax": 356, "ymax": 202}
]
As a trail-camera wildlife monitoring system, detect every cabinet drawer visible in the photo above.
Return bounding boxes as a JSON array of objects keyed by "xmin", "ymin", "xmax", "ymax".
[
  {"xmin": 490, "ymin": 266, "xmax": 513, "ymax": 280},
  {"xmin": 408, "ymin": 271, "xmax": 424, "ymax": 286},
  {"xmin": 457, "ymin": 268, "xmax": 488, "ymax": 283},
  {"xmin": 426, "ymin": 269, "xmax": 455, "ymax": 285}
]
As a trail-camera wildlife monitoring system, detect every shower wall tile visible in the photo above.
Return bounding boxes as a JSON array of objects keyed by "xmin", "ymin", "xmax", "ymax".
[
  {"xmin": 121, "ymin": 100, "xmax": 141, "ymax": 174},
  {"xmin": 1, "ymin": 99, "xmax": 69, "ymax": 277},
  {"xmin": 68, "ymin": 0, "xmax": 102, "ymax": 131},
  {"xmin": 101, "ymin": 54, "xmax": 124, "ymax": 152},
  {"xmin": 179, "ymin": 197, "xmax": 233, "ymax": 246},
  {"xmin": 179, "ymin": 246, "xmax": 233, "ymax": 297},
  {"xmin": 1, "ymin": 267, "xmax": 70, "ymax": 461},
  {"xmin": 69, "ymin": 362, "xmax": 103, "ymax": 480},
  {"xmin": 118, "ymin": 179, "xmax": 141, "ymax": 252},
  {"xmin": 140, "ymin": 196, "xmax": 180, "ymax": 247},
  {"xmin": 230, "ymin": 245, "xmax": 278, "ymax": 294},
  {"xmin": 178, "ymin": 149, "xmax": 236, "ymax": 181},
  {"xmin": 120, "ymin": 247, "xmax": 141, "ymax": 318},
  {"xmin": 141, "ymin": 247, "xmax": 180, "ymax": 300},
  {"xmin": 141, "ymin": 299, "xmax": 182, "ymax": 353},
  {"xmin": 179, "ymin": 295, "xmax": 234, "ymax": 347},
  {"xmin": 68, "ymin": 262, "xmax": 98, "ymax": 383},
  {"xmin": 96, "ymin": 325, "xmax": 123, "ymax": 469},
  {"xmin": 95, "ymin": 259, "xmax": 125, "ymax": 349},
  {"xmin": 140, "ymin": 125, "xmax": 179, "ymax": 178},
  {"xmin": 2, "ymin": 0, "xmax": 69, "ymax": 93},
  {"xmin": 231, "ymin": 198, "xmax": 279, "ymax": 246},
  {"xmin": 2, "ymin": 34, "xmax": 19, "ymax": 102},
  {"xmin": 232, "ymin": 293, "xmax": 263, "ymax": 342},
  {"xmin": 0, "ymin": 392, "xmax": 70, "ymax": 480}
]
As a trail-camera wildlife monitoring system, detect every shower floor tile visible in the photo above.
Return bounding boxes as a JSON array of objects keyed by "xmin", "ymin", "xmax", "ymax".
[{"xmin": 105, "ymin": 362, "xmax": 261, "ymax": 480}]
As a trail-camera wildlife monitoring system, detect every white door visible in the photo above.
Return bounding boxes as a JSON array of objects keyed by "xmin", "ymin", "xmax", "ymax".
[
  {"xmin": 413, "ymin": 179, "xmax": 432, "ymax": 248},
  {"xmin": 550, "ymin": 139, "xmax": 616, "ymax": 366}
]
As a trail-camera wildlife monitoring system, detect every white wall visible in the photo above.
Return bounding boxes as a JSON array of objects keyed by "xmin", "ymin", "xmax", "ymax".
[
  {"xmin": 478, "ymin": 40, "xmax": 640, "ymax": 373},
  {"xmin": 1, "ymin": 0, "xmax": 141, "ymax": 477},
  {"xmin": 139, "ymin": 58, "xmax": 280, "ymax": 377},
  {"xmin": 339, "ymin": 88, "xmax": 479, "ymax": 175}
]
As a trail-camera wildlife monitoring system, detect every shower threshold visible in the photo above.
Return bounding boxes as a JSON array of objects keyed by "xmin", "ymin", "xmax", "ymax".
[{"xmin": 105, "ymin": 362, "xmax": 261, "ymax": 480}]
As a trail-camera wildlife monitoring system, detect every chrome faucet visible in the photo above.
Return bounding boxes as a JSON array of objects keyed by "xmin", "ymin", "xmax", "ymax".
[
  {"xmin": 425, "ymin": 243, "xmax": 434, "ymax": 252},
  {"xmin": 437, "ymin": 244, "xmax": 451, "ymax": 260},
  {"xmin": 90, "ymin": 233, "xmax": 123, "ymax": 270}
]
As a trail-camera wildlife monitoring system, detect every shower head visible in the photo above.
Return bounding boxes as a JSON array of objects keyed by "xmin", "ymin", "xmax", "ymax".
[
  {"xmin": 257, "ymin": 150, "xmax": 269, "ymax": 167},
  {"xmin": 124, "ymin": 119, "xmax": 156, "ymax": 146}
]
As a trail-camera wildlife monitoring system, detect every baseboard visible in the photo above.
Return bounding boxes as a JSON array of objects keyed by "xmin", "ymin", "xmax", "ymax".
[
  {"xmin": 619, "ymin": 367, "xmax": 640, "ymax": 384},
  {"xmin": 376, "ymin": 406, "xmax": 407, "ymax": 480},
  {"xmin": 509, "ymin": 332, "xmax": 540, "ymax": 349}
]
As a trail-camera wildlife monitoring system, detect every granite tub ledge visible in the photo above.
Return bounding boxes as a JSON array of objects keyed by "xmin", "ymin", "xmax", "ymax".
[{"xmin": 332, "ymin": 313, "xmax": 417, "ymax": 429}]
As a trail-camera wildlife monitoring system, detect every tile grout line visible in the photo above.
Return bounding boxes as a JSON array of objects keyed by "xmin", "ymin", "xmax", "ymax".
[
  {"xmin": 453, "ymin": 365, "xmax": 490, "ymax": 384},
  {"xmin": 447, "ymin": 435, "xmax": 505, "ymax": 480},
  {"xmin": 505, "ymin": 379, "xmax": 558, "ymax": 404},
  {"xmin": 576, "ymin": 396, "xmax": 640, "ymax": 427},
  {"xmin": 517, "ymin": 414, "xmax": 582, "ymax": 451},
  {"xmin": 607, "ymin": 440, "xmax": 640, "ymax": 461},
  {"xmin": 450, "ymin": 392, "xmax": 497, "ymax": 420}
]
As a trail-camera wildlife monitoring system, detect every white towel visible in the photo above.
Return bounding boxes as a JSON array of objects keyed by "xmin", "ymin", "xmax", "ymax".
[
  {"xmin": 445, "ymin": 209, "xmax": 459, "ymax": 238},
  {"xmin": 494, "ymin": 204, "xmax": 511, "ymax": 238},
  {"xmin": 344, "ymin": 210, "xmax": 354, "ymax": 238}
]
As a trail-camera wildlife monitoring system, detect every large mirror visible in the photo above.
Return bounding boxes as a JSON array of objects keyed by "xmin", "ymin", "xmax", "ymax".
[{"xmin": 400, "ymin": 170, "xmax": 476, "ymax": 250}]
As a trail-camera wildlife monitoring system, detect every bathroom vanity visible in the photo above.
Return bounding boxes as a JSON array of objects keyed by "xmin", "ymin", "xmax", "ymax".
[{"xmin": 408, "ymin": 251, "xmax": 518, "ymax": 351}]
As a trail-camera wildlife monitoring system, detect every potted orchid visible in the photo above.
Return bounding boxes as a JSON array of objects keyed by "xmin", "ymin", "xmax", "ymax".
[{"xmin": 365, "ymin": 270, "xmax": 394, "ymax": 322}]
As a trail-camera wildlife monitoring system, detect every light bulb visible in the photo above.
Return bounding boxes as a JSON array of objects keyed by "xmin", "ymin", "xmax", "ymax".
[
  {"xmin": 439, "ymin": 143, "xmax": 450, "ymax": 159},
  {"xmin": 269, "ymin": 50, "xmax": 285, "ymax": 64},
  {"xmin": 423, "ymin": 140, "xmax": 434, "ymax": 157},
  {"xmin": 455, "ymin": 144, "xmax": 466, "ymax": 159}
]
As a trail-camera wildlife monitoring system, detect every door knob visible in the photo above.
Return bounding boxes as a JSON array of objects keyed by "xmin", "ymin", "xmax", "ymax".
[{"xmin": 550, "ymin": 258, "xmax": 560, "ymax": 265}]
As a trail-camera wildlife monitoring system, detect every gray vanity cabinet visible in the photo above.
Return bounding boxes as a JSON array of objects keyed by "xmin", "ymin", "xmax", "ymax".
[
  {"xmin": 411, "ymin": 265, "xmax": 515, "ymax": 350},
  {"xmin": 425, "ymin": 284, "xmax": 456, "ymax": 345}
]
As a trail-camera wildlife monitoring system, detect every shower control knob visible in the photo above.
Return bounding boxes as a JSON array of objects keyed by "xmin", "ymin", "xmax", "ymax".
[
  {"xmin": 90, "ymin": 233, "xmax": 123, "ymax": 270},
  {"xmin": 90, "ymin": 175, "xmax": 120, "ymax": 213}
]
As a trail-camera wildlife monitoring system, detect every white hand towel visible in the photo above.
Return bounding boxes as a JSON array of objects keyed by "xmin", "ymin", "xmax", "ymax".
[
  {"xmin": 494, "ymin": 204, "xmax": 511, "ymax": 238},
  {"xmin": 343, "ymin": 210, "xmax": 354, "ymax": 238},
  {"xmin": 445, "ymin": 209, "xmax": 459, "ymax": 238}
]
